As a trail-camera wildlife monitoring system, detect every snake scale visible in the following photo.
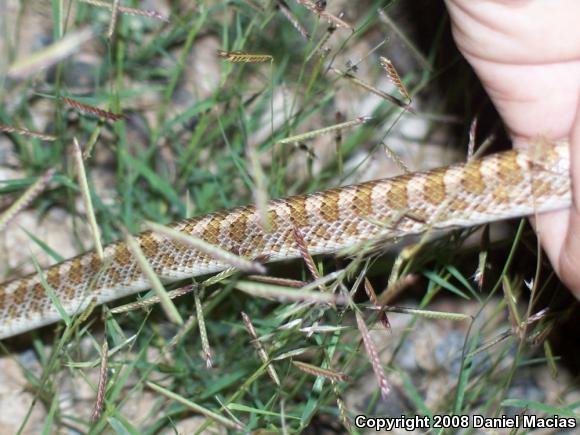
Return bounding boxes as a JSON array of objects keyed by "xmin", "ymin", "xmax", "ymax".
[{"xmin": 0, "ymin": 141, "xmax": 571, "ymax": 339}]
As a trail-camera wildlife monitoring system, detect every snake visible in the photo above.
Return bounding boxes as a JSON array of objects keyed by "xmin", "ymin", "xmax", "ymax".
[{"xmin": 0, "ymin": 141, "xmax": 571, "ymax": 339}]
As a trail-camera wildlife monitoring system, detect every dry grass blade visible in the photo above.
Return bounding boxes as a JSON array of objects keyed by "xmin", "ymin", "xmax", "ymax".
[
  {"xmin": 200, "ymin": 268, "xmax": 238, "ymax": 288},
  {"xmin": 502, "ymin": 276, "xmax": 522, "ymax": 332},
  {"xmin": 528, "ymin": 326, "xmax": 554, "ymax": 347},
  {"xmin": 169, "ymin": 311, "xmax": 199, "ymax": 350},
  {"xmin": 124, "ymin": 230, "xmax": 183, "ymax": 325},
  {"xmin": 80, "ymin": 0, "xmax": 170, "ymax": 22},
  {"xmin": 294, "ymin": 0, "xmax": 318, "ymax": 13},
  {"xmin": 90, "ymin": 340, "xmax": 109, "ymax": 423},
  {"xmin": 0, "ymin": 168, "xmax": 55, "ymax": 232},
  {"xmin": 467, "ymin": 117, "xmax": 478, "ymax": 161},
  {"xmin": 527, "ymin": 307, "xmax": 549, "ymax": 324},
  {"xmin": 76, "ymin": 297, "xmax": 98, "ymax": 325},
  {"xmin": 217, "ymin": 50, "xmax": 272, "ymax": 63},
  {"xmin": 345, "ymin": 38, "xmax": 387, "ymax": 74},
  {"xmin": 279, "ymin": 116, "xmax": 370, "ymax": 145},
  {"xmin": 467, "ymin": 310, "xmax": 550, "ymax": 360},
  {"xmin": 247, "ymin": 143, "xmax": 270, "ymax": 232},
  {"xmin": 235, "ymin": 280, "xmax": 345, "ymax": 305},
  {"xmin": 145, "ymin": 221, "xmax": 266, "ymax": 274},
  {"xmin": 332, "ymin": 68, "xmax": 414, "ymax": 112},
  {"xmin": 246, "ymin": 275, "xmax": 307, "ymax": 288},
  {"xmin": 241, "ymin": 311, "xmax": 281, "ymax": 386},
  {"xmin": 379, "ymin": 56, "xmax": 411, "ymax": 101},
  {"xmin": 194, "ymin": 285, "xmax": 213, "ymax": 369},
  {"xmin": 300, "ymin": 269, "xmax": 345, "ymax": 292},
  {"xmin": 110, "ymin": 285, "xmax": 195, "ymax": 314},
  {"xmin": 0, "ymin": 124, "xmax": 57, "ymax": 141},
  {"xmin": 362, "ymin": 277, "xmax": 378, "ymax": 305},
  {"xmin": 63, "ymin": 97, "xmax": 125, "ymax": 121},
  {"xmin": 73, "ymin": 138, "xmax": 104, "ymax": 260},
  {"xmin": 475, "ymin": 225, "xmax": 489, "ymax": 289},
  {"xmin": 108, "ymin": 0, "xmax": 120, "ymax": 39},
  {"xmin": 277, "ymin": 1, "xmax": 309, "ymax": 40},
  {"xmin": 292, "ymin": 360, "xmax": 349, "ymax": 382},
  {"xmin": 277, "ymin": 318, "xmax": 304, "ymax": 332},
  {"xmin": 355, "ymin": 311, "xmax": 390, "ymax": 399},
  {"xmin": 319, "ymin": 10, "xmax": 352, "ymax": 32},
  {"xmin": 294, "ymin": 0, "xmax": 354, "ymax": 31},
  {"xmin": 467, "ymin": 329, "xmax": 512, "ymax": 359},
  {"xmin": 332, "ymin": 382, "xmax": 351, "ymax": 431},
  {"xmin": 382, "ymin": 141, "xmax": 410, "ymax": 174},
  {"xmin": 272, "ymin": 347, "xmax": 308, "ymax": 360},
  {"xmin": 367, "ymin": 305, "xmax": 472, "ymax": 322},
  {"xmin": 298, "ymin": 324, "xmax": 348, "ymax": 333},
  {"xmin": 145, "ymin": 381, "xmax": 244, "ymax": 431},
  {"xmin": 305, "ymin": 24, "xmax": 335, "ymax": 62},
  {"xmin": 7, "ymin": 27, "xmax": 94, "ymax": 79},
  {"xmin": 381, "ymin": 262, "xmax": 420, "ymax": 304},
  {"xmin": 522, "ymin": 308, "xmax": 552, "ymax": 345},
  {"xmin": 364, "ymin": 278, "xmax": 390, "ymax": 329},
  {"xmin": 293, "ymin": 227, "xmax": 320, "ymax": 281},
  {"xmin": 379, "ymin": 273, "xmax": 419, "ymax": 306}
]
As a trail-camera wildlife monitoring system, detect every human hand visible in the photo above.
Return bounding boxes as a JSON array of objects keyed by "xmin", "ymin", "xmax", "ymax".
[{"xmin": 444, "ymin": 0, "xmax": 580, "ymax": 298}]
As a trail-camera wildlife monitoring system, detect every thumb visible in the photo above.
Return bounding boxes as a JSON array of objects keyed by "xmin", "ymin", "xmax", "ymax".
[{"xmin": 534, "ymin": 98, "xmax": 580, "ymax": 297}]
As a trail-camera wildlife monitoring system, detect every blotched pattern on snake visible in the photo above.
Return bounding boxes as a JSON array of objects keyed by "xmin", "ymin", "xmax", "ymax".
[{"xmin": 0, "ymin": 142, "xmax": 571, "ymax": 339}]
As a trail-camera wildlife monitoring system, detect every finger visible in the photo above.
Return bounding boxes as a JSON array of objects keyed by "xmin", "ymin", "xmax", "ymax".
[
  {"xmin": 535, "ymin": 98, "xmax": 580, "ymax": 297},
  {"xmin": 445, "ymin": 0, "xmax": 580, "ymax": 63}
]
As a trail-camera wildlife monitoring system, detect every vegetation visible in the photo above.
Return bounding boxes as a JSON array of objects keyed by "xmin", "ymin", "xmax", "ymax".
[{"xmin": 0, "ymin": 1, "xmax": 577, "ymax": 433}]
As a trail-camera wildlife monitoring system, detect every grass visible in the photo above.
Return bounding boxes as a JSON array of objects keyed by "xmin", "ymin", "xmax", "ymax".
[{"xmin": 0, "ymin": 0, "xmax": 578, "ymax": 433}]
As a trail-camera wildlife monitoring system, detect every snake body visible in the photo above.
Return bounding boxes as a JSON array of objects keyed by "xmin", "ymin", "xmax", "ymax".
[{"xmin": 0, "ymin": 142, "xmax": 571, "ymax": 339}]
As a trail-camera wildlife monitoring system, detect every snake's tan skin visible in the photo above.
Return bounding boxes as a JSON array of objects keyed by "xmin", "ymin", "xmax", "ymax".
[{"xmin": 0, "ymin": 142, "xmax": 572, "ymax": 339}]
